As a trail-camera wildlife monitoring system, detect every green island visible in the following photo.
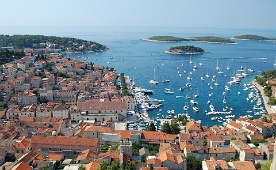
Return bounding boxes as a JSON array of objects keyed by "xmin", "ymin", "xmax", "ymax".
[
  {"xmin": 0, "ymin": 34, "xmax": 108, "ymax": 52},
  {"xmin": 234, "ymin": 34, "xmax": 276, "ymax": 41},
  {"xmin": 143, "ymin": 36, "xmax": 187, "ymax": 42},
  {"xmin": 143, "ymin": 35, "xmax": 235, "ymax": 44},
  {"xmin": 191, "ymin": 36, "xmax": 235, "ymax": 44},
  {"xmin": 164, "ymin": 45, "xmax": 205, "ymax": 55}
]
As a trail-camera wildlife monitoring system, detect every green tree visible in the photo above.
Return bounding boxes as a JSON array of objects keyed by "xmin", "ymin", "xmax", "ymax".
[
  {"xmin": 261, "ymin": 160, "xmax": 272, "ymax": 170},
  {"xmin": 203, "ymin": 139, "xmax": 208, "ymax": 146},
  {"xmin": 262, "ymin": 116, "xmax": 268, "ymax": 122},
  {"xmin": 187, "ymin": 156, "xmax": 202, "ymax": 170},
  {"xmin": 110, "ymin": 160, "xmax": 120, "ymax": 170},
  {"xmin": 78, "ymin": 165, "xmax": 85, "ymax": 170},
  {"xmin": 254, "ymin": 163, "xmax": 261, "ymax": 169},
  {"xmin": 145, "ymin": 122, "xmax": 156, "ymax": 131},
  {"xmin": 100, "ymin": 160, "xmax": 107, "ymax": 170},
  {"xmin": 170, "ymin": 122, "xmax": 181, "ymax": 134},
  {"xmin": 161, "ymin": 122, "xmax": 171, "ymax": 134}
]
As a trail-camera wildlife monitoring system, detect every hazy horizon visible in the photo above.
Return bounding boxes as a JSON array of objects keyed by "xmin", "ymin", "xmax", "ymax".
[{"xmin": 1, "ymin": 0, "xmax": 276, "ymax": 30}]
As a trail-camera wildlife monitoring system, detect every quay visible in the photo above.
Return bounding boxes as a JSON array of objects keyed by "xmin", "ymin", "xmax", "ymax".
[{"xmin": 252, "ymin": 79, "xmax": 275, "ymax": 114}]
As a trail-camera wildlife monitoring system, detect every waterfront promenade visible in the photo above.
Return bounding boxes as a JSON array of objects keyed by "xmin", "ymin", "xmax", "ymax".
[{"xmin": 252, "ymin": 79, "xmax": 275, "ymax": 114}]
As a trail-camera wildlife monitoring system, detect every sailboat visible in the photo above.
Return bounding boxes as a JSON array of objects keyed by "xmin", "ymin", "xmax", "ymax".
[
  {"xmin": 274, "ymin": 57, "xmax": 276, "ymax": 67},
  {"xmin": 216, "ymin": 59, "xmax": 220, "ymax": 70},
  {"xmin": 189, "ymin": 55, "xmax": 193, "ymax": 64},
  {"xmin": 227, "ymin": 61, "xmax": 231, "ymax": 70},
  {"xmin": 182, "ymin": 57, "xmax": 184, "ymax": 67},
  {"xmin": 149, "ymin": 68, "xmax": 158, "ymax": 84}
]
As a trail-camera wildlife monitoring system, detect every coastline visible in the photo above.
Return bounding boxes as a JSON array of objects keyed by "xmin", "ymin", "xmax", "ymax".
[
  {"xmin": 163, "ymin": 50, "xmax": 206, "ymax": 55},
  {"xmin": 141, "ymin": 38, "xmax": 182, "ymax": 42},
  {"xmin": 252, "ymin": 79, "xmax": 275, "ymax": 114},
  {"xmin": 141, "ymin": 38, "xmax": 237, "ymax": 44}
]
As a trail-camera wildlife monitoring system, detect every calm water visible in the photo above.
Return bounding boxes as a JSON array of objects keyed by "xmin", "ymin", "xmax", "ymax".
[{"xmin": 1, "ymin": 26, "xmax": 276, "ymax": 126}]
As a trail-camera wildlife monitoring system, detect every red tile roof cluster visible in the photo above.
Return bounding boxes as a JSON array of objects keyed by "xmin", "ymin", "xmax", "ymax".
[
  {"xmin": 141, "ymin": 131, "xmax": 174, "ymax": 141},
  {"xmin": 31, "ymin": 136, "xmax": 99, "ymax": 147},
  {"xmin": 77, "ymin": 100, "xmax": 127, "ymax": 111}
]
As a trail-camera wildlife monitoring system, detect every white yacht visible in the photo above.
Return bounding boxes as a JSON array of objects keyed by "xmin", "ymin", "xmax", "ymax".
[{"xmin": 149, "ymin": 68, "xmax": 158, "ymax": 84}]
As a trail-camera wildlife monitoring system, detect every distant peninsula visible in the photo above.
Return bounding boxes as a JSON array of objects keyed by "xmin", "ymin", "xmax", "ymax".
[
  {"xmin": 143, "ymin": 36, "xmax": 235, "ymax": 44},
  {"xmin": 234, "ymin": 34, "xmax": 276, "ymax": 41},
  {"xmin": 164, "ymin": 45, "xmax": 205, "ymax": 55},
  {"xmin": 0, "ymin": 34, "xmax": 108, "ymax": 53}
]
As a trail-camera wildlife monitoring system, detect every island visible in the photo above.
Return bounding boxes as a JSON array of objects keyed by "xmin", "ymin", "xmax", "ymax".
[
  {"xmin": 0, "ymin": 34, "xmax": 108, "ymax": 64},
  {"xmin": 142, "ymin": 36, "xmax": 187, "ymax": 42},
  {"xmin": 234, "ymin": 34, "xmax": 276, "ymax": 41},
  {"xmin": 164, "ymin": 45, "xmax": 205, "ymax": 55},
  {"xmin": 143, "ymin": 35, "xmax": 235, "ymax": 44},
  {"xmin": 191, "ymin": 36, "xmax": 235, "ymax": 44}
]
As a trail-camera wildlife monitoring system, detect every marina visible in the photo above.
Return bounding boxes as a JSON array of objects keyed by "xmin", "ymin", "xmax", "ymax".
[{"xmin": 59, "ymin": 27, "xmax": 276, "ymax": 127}]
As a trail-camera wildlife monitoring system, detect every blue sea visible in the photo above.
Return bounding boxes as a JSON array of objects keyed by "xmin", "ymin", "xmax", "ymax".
[{"xmin": 1, "ymin": 26, "xmax": 276, "ymax": 126}]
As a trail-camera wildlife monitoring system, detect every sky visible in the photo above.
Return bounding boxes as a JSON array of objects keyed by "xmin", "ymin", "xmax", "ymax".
[{"xmin": 0, "ymin": 0, "xmax": 276, "ymax": 29}]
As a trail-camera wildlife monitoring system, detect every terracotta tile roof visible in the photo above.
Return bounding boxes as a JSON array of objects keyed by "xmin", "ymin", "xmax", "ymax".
[
  {"xmin": 20, "ymin": 150, "xmax": 44, "ymax": 164},
  {"xmin": 47, "ymin": 153, "xmax": 64, "ymax": 161},
  {"xmin": 180, "ymin": 141, "xmax": 191, "ymax": 150},
  {"xmin": 159, "ymin": 143, "xmax": 181, "ymax": 155},
  {"xmin": 245, "ymin": 125, "xmax": 257, "ymax": 132},
  {"xmin": 141, "ymin": 131, "xmax": 174, "ymax": 141},
  {"xmin": 158, "ymin": 151, "xmax": 183, "ymax": 164},
  {"xmin": 232, "ymin": 161, "xmax": 256, "ymax": 170},
  {"xmin": 206, "ymin": 135, "xmax": 224, "ymax": 142},
  {"xmin": 204, "ymin": 157, "xmax": 228, "ymax": 170},
  {"xmin": 114, "ymin": 130, "xmax": 133, "ymax": 139},
  {"xmin": 227, "ymin": 121, "xmax": 242, "ymax": 129},
  {"xmin": 249, "ymin": 134, "xmax": 264, "ymax": 140},
  {"xmin": 13, "ymin": 138, "xmax": 30, "ymax": 150},
  {"xmin": 11, "ymin": 162, "xmax": 32, "ymax": 170},
  {"xmin": 147, "ymin": 158, "xmax": 162, "ymax": 165},
  {"xmin": 78, "ymin": 100, "xmax": 127, "ymax": 111},
  {"xmin": 186, "ymin": 121, "xmax": 201, "ymax": 132},
  {"xmin": 231, "ymin": 140, "xmax": 251, "ymax": 150},
  {"xmin": 85, "ymin": 160, "xmax": 101, "ymax": 170},
  {"xmin": 207, "ymin": 147, "xmax": 236, "ymax": 154},
  {"xmin": 31, "ymin": 136, "xmax": 99, "ymax": 147},
  {"xmin": 84, "ymin": 125, "xmax": 113, "ymax": 133},
  {"xmin": 76, "ymin": 149, "xmax": 96, "ymax": 161}
]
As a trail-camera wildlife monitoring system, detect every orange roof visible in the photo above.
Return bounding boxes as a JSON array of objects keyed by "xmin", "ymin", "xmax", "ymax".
[
  {"xmin": 85, "ymin": 160, "xmax": 101, "ymax": 170},
  {"xmin": 147, "ymin": 158, "xmax": 162, "ymax": 165},
  {"xmin": 232, "ymin": 161, "xmax": 256, "ymax": 170},
  {"xmin": 249, "ymin": 134, "xmax": 264, "ymax": 140},
  {"xmin": 76, "ymin": 149, "xmax": 96, "ymax": 161},
  {"xmin": 180, "ymin": 141, "xmax": 191, "ymax": 150},
  {"xmin": 158, "ymin": 151, "xmax": 183, "ymax": 164},
  {"xmin": 141, "ymin": 131, "xmax": 174, "ymax": 141},
  {"xmin": 84, "ymin": 125, "xmax": 113, "ymax": 133},
  {"xmin": 186, "ymin": 121, "xmax": 201, "ymax": 132},
  {"xmin": 47, "ymin": 153, "xmax": 64, "ymax": 161},
  {"xmin": 227, "ymin": 121, "xmax": 242, "ymax": 129},
  {"xmin": 11, "ymin": 162, "xmax": 32, "ymax": 170},
  {"xmin": 204, "ymin": 157, "xmax": 228, "ymax": 170},
  {"xmin": 31, "ymin": 136, "xmax": 99, "ymax": 147}
]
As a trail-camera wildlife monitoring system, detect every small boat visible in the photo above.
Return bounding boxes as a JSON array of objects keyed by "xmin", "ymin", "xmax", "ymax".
[
  {"xmin": 190, "ymin": 100, "xmax": 198, "ymax": 105},
  {"xmin": 201, "ymin": 77, "xmax": 204, "ymax": 81},
  {"xmin": 179, "ymin": 87, "xmax": 184, "ymax": 91},
  {"xmin": 193, "ymin": 107, "xmax": 199, "ymax": 112},
  {"xmin": 149, "ymin": 68, "xmax": 158, "ymax": 84},
  {"xmin": 176, "ymin": 96, "xmax": 184, "ymax": 99},
  {"xmin": 162, "ymin": 79, "xmax": 170, "ymax": 83},
  {"xmin": 183, "ymin": 103, "xmax": 189, "ymax": 111}
]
